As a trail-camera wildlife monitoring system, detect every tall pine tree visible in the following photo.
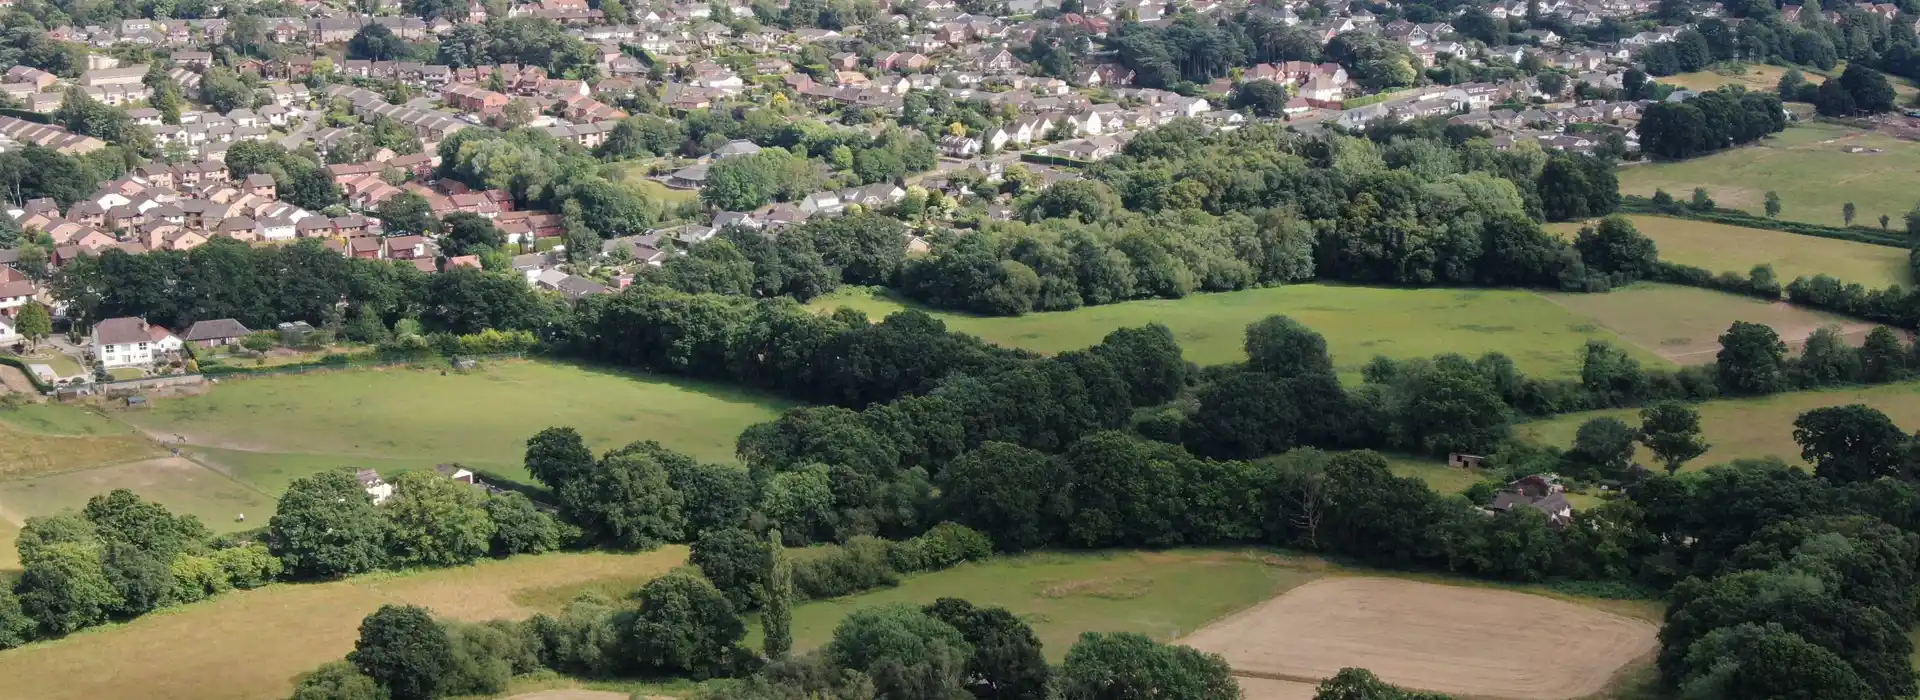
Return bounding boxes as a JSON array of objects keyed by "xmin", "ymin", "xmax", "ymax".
[{"xmin": 762, "ymin": 528, "xmax": 793, "ymax": 659}]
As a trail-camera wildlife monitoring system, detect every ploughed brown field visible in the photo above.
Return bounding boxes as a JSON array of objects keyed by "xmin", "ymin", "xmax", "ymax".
[{"xmin": 1181, "ymin": 577, "xmax": 1659, "ymax": 700}]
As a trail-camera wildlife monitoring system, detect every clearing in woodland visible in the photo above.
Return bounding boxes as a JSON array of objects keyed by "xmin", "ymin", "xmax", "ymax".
[
  {"xmin": 1518, "ymin": 380, "xmax": 1920, "ymax": 470},
  {"xmin": 0, "ymin": 548, "xmax": 687, "ymax": 700},
  {"xmin": 1180, "ymin": 577, "xmax": 1658, "ymax": 700},
  {"xmin": 1548, "ymin": 214, "xmax": 1911, "ymax": 288},
  {"xmin": 1616, "ymin": 122, "xmax": 1920, "ymax": 227},
  {"xmin": 1542, "ymin": 283, "xmax": 1874, "ymax": 364},
  {"xmin": 809, "ymin": 285, "xmax": 1660, "ymax": 379}
]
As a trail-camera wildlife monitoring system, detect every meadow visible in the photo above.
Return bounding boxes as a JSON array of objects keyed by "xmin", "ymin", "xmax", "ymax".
[
  {"xmin": 0, "ymin": 457, "xmax": 273, "ymax": 537},
  {"xmin": 1658, "ymin": 64, "xmax": 1822, "ymax": 94},
  {"xmin": 809, "ymin": 285, "xmax": 1663, "ymax": 379},
  {"xmin": 1542, "ymin": 283, "xmax": 1873, "ymax": 365},
  {"xmin": 1548, "ymin": 214, "xmax": 1911, "ymax": 288},
  {"xmin": 0, "ymin": 405, "xmax": 161, "ymax": 481},
  {"xmin": 0, "ymin": 549, "xmax": 688, "ymax": 700},
  {"xmin": 121, "ymin": 360, "xmax": 793, "ymax": 468},
  {"xmin": 1519, "ymin": 380, "xmax": 1920, "ymax": 470},
  {"xmin": 1616, "ymin": 122, "xmax": 1920, "ymax": 227}
]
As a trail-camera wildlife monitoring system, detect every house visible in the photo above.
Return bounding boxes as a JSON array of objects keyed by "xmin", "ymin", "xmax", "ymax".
[
  {"xmin": 356, "ymin": 469, "xmax": 395, "ymax": 504},
  {"xmin": 1485, "ymin": 474, "xmax": 1573, "ymax": 526},
  {"xmin": 0, "ymin": 315, "xmax": 18, "ymax": 346},
  {"xmin": 93, "ymin": 316, "xmax": 163, "ymax": 368},
  {"xmin": 183, "ymin": 318, "xmax": 251, "ymax": 347},
  {"xmin": 435, "ymin": 463, "xmax": 477, "ymax": 484}
]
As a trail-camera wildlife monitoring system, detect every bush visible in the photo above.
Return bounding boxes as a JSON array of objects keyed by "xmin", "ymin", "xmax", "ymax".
[
  {"xmin": 210, "ymin": 543, "xmax": 283, "ymax": 588},
  {"xmin": 169, "ymin": 553, "xmax": 232, "ymax": 604},
  {"xmin": 792, "ymin": 537, "xmax": 900, "ymax": 600},
  {"xmin": 888, "ymin": 522, "xmax": 993, "ymax": 573}
]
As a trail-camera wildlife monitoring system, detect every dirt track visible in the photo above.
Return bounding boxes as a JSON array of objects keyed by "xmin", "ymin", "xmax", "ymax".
[{"xmin": 1181, "ymin": 577, "xmax": 1658, "ymax": 700}]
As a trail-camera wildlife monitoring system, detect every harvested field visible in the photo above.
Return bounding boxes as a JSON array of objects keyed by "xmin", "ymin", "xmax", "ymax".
[
  {"xmin": 1236, "ymin": 677, "xmax": 1321, "ymax": 700},
  {"xmin": 1181, "ymin": 577, "xmax": 1658, "ymax": 700}
]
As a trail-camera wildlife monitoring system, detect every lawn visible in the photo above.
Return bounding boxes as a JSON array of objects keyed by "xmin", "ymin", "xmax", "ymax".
[
  {"xmin": 107, "ymin": 367, "xmax": 146, "ymax": 381},
  {"xmin": 1542, "ymin": 283, "xmax": 1873, "ymax": 365},
  {"xmin": 1548, "ymin": 214, "xmax": 1910, "ymax": 288},
  {"xmin": 187, "ymin": 447, "xmax": 487, "ymax": 496},
  {"xmin": 1616, "ymin": 121, "xmax": 1920, "ymax": 227},
  {"xmin": 121, "ymin": 360, "xmax": 792, "ymax": 468},
  {"xmin": 1518, "ymin": 380, "xmax": 1920, "ymax": 470},
  {"xmin": 11, "ymin": 349, "xmax": 84, "ymax": 380},
  {"xmin": 0, "ymin": 548, "xmax": 688, "ymax": 700},
  {"xmin": 809, "ymin": 285, "xmax": 1663, "ymax": 379},
  {"xmin": 0, "ymin": 458, "xmax": 273, "ymax": 535},
  {"xmin": 1658, "ymin": 64, "xmax": 1822, "ymax": 94},
  {"xmin": 614, "ymin": 160, "xmax": 700, "ymax": 206},
  {"xmin": 1385, "ymin": 455, "xmax": 1488, "ymax": 495},
  {"xmin": 776, "ymin": 550, "xmax": 1319, "ymax": 661}
]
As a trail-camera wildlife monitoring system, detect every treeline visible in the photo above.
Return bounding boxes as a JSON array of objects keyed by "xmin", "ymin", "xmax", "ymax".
[
  {"xmin": 51, "ymin": 238, "xmax": 555, "ymax": 336},
  {"xmin": 0, "ymin": 471, "xmax": 572, "ymax": 647},
  {"xmin": 1636, "ymin": 86, "xmax": 1787, "ymax": 160},
  {"xmin": 436, "ymin": 127, "xmax": 664, "ymax": 244}
]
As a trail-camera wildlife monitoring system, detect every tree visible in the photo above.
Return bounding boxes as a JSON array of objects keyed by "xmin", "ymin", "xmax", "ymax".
[
  {"xmin": 1567, "ymin": 417, "xmax": 1638, "ymax": 479},
  {"xmin": 1244, "ymin": 315, "xmax": 1335, "ymax": 379},
  {"xmin": 558, "ymin": 441, "xmax": 687, "ymax": 550},
  {"xmin": 1793, "ymin": 404, "xmax": 1911, "ymax": 483},
  {"xmin": 763, "ymin": 528, "xmax": 793, "ymax": 659},
  {"xmin": 14, "ymin": 302, "xmax": 50, "ymax": 348},
  {"xmin": 83, "ymin": 488, "xmax": 206, "ymax": 559},
  {"xmin": 290, "ymin": 661, "xmax": 387, "ymax": 700},
  {"xmin": 1690, "ymin": 187, "xmax": 1715, "ymax": 212},
  {"xmin": 1313, "ymin": 667, "xmax": 1435, "ymax": 699},
  {"xmin": 1573, "ymin": 216, "xmax": 1658, "ymax": 281},
  {"xmin": 374, "ymin": 191, "xmax": 435, "ymax": 238},
  {"xmin": 1844, "ymin": 201, "xmax": 1857, "ymax": 226},
  {"xmin": 828, "ymin": 604, "xmax": 972, "ymax": 700},
  {"xmin": 349, "ymin": 605, "xmax": 454, "ymax": 700},
  {"xmin": 1676, "ymin": 623, "xmax": 1876, "ymax": 700},
  {"xmin": 440, "ymin": 211, "xmax": 505, "ymax": 257},
  {"xmin": 1716, "ymin": 321, "xmax": 1789, "ymax": 395},
  {"xmin": 922, "ymin": 598, "xmax": 1050, "ymax": 700},
  {"xmin": 524, "ymin": 426, "xmax": 595, "ymax": 487},
  {"xmin": 1230, "ymin": 79, "xmax": 1290, "ymax": 117},
  {"xmin": 483, "ymin": 492, "xmax": 563, "ymax": 556},
  {"xmin": 384, "ymin": 471, "xmax": 494, "ymax": 567},
  {"xmin": 624, "ymin": 570, "xmax": 749, "ymax": 679},
  {"xmin": 690, "ymin": 528, "xmax": 772, "ymax": 611},
  {"xmin": 499, "ymin": 99, "xmax": 534, "ymax": 129},
  {"xmin": 268, "ymin": 471, "xmax": 387, "ymax": 579},
  {"xmin": 15, "ymin": 542, "xmax": 119, "ymax": 636},
  {"xmin": 1777, "ymin": 69, "xmax": 1807, "ymax": 101},
  {"xmin": 199, "ymin": 67, "xmax": 255, "ymax": 113},
  {"xmin": 100, "ymin": 541, "xmax": 174, "ymax": 617},
  {"xmin": 1639, "ymin": 401, "xmax": 1708, "ymax": 474},
  {"xmin": 348, "ymin": 23, "xmax": 409, "ymax": 61},
  {"xmin": 1860, "ymin": 326, "xmax": 1908, "ymax": 383},
  {"xmin": 1058, "ymin": 632, "xmax": 1241, "ymax": 700},
  {"xmin": 1832, "ymin": 63, "xmax": 1897, "ymax": 115},
  {"xmin": 1764, "ymin": 191, "xmax": 1781, "ymax": 218},
  {"xmin": 936, "ymin": 442, "xmax": 1066, "ymax": 552}
]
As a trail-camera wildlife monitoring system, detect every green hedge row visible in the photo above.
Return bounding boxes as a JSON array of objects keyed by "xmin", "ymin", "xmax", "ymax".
[{"xmin": 1618, "ymin": 197, "xmax": 1908, "ymax": 247}]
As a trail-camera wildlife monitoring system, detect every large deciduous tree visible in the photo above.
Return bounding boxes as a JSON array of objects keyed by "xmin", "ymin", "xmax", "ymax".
[
  {"xmin": 384, "ymin": 471, "xmax": 495, "ymax": 567},
  {"xmin": 1058, "ymin": 632, "xmax": 1241, "ymax": 700},
  {"xmin": 268, "ymin": 471, "xmax": 387, "ymax": 579},
  {"xmin": 349, "ymin": 605, "xmax": 455, "ymax": 700}
]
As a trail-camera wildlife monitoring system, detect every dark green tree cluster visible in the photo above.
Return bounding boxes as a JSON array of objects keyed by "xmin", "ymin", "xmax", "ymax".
[
  {"xmin": 700, "ymin": 147, "xmax": 825, "ymax": 212},
  {"xmin": 4, "ymin": 490, "xmax": 276, "ymax": 646},
  {"xmin": 267, "ymin": 469, "xmax": 565, "ymax": 581},
  {"xmin": 1816, "ymin": 63, "xmax": 1901, "ymax": 116},
  {"xmin": 0, "ymin": 142, "xmax": 118, "ymax": 208},
  {"xmin": 1636, "ymin": 87, "xmax": 1787, "ymax": 160},
  {"xmin": 428, "ymin": 17, "xmax": 592, "ymax": 76},
  {"xmin": 224, "ymin": 140, "xmax": 343, "ymax": 211},
  {"xmin": 438, "ymin": 127, "xmax": 660, "ymax": 238}
]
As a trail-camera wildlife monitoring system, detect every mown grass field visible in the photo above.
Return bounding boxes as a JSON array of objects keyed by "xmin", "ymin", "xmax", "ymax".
[
  {"xmin": 0, "ymin": 458, "xmax": 273, "ymax": 536},
  {"xmin": 1548, "ymin": 214, "xmax": 1911, "ymax": 288},
  {"xmin": 809, "ymin": 285, "xmax": 1663, "ymax": 379},
  {"xmin": 1617, "ymin": 122, "xmax": 1920, "ymax": 227},
  {"xmin": 1543, "ymin": 283, "xmax": 1873, "ymax": 365},
  {"xmin": 121, "ymin": 361, "xmax": 792, "ymax": 468},
  {"xmin": 0, "ymin": 407, "xmax": 161, "ymax": 481},
  {"xmin": 1518, "ymin": 381, "xmax": 1920, "ymax": 470},
  {"xmin": 0, "ymin": 549, "xmax": 688, "ymax": 700},
  {"xmin": 1659, "ymin": 64, "xmax": 1822, "ymax": 94}
]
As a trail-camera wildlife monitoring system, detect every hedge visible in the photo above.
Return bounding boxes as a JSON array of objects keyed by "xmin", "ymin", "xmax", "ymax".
[{"xmin": 1618, "ymin": 197, "xmax": 1908, "ymax": 248}]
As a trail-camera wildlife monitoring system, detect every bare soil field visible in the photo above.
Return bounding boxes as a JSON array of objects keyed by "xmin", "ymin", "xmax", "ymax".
[
  {"xmin": 1235, "ymin": 677, "xmax": 1321, "ymax": 700},
  {"xmin": 1180, "ymin": 577, "xmax": 1658, "ymax": 700}
]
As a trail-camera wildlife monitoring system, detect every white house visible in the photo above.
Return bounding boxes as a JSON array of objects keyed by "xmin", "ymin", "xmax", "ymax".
[
  {"xmin": 92, "ymin": 316, "xmax": 160, "ymax": 368},
  {"xmin": 356, "ymin": 469, "xmax": 395, "ymax": 504},
  {"xmin": 0, "ymin": 315, "xmax": 19, "ymax": 345},
  {"xmin": 0, "ymin": 279, "xmax": 35, "ymax": 316}
]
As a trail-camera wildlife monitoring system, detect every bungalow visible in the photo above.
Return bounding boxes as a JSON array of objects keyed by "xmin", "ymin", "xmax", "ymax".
[{"xmin": 182, "ymin": 318, "xmax": 251, "ymax": 347}]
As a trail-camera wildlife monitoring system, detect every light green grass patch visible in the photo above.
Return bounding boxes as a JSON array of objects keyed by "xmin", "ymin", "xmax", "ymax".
[
  {"xmin": 810, "ymin": 285, "xmax": 1661, "ymax": 379},
  {"xmin": 0, "ymin": 458, "xmax": 272, "ymax": 534},
  {"xmin": 107, "ymin": 368, "xmax": 145, "ymax": 381},
  {"xmin": 1659, "ymin": 64, "xmax": 1823, "ymax": 94},
  {"xmin": 771, "ymin": 550, "xmax": 1313, "ymax": 660},
  {"xmin": 188, "ymin": 447, "xmax": 492, "ymax": 495},
  {"xmin": 0, "ymin": 404, "xmax": 138, "ymax": 436},
  {"xmin": 1542, "ymin": 283, "xmax": 1872, "ymax": 365},
  {"xmin": 1617, "ymin": 122, "xmax": 1920, "ymax": 227},
  {"xmin": 1385, "ymin": 456, "xmax": 1488, "ymax": 495},
  {"xmin": 1548, "ymin": 214, "xmax": 1909, "ymax": 288},
  {"xmin": 122, "ymin": 360, "xmax": 792, "ymax": 466},
  {"xmin": 15, "ymin": 350, "xmax": 84, "ymax": 379},
  {"xmin": 1518, "ymin": 381, "xmax": 1920, "ymax": 470}
]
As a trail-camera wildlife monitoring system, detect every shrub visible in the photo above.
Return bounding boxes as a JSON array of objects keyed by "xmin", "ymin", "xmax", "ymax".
[
  {"xmin": 210, "ymin": 543, "xmax": 284, "ymax": 588},
  {"xmin": 792, "ymin": 537, "xmax": 900, "ymax": 600},
  {"xmin": 889, "ymin": 522, "xmax": 993, "ymax": 573},
  {"xmin": 169, "ymin": 553, "xmax": 232, "ymax": 604}
]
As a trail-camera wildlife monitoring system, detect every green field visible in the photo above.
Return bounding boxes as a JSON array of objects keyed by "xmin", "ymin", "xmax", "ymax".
[
  {"xmin": 0, "ymin": 457, "xmax": 273, "ymax": 535},
  {"xmin": 0, "ymin": 548, "xmax": 688, "ymax": 700},
  {"xmin": 188, "ymin": 447, "xmax": 465, "ymax": 495},
  {"xmin": 1617, "ymin": 122, "xmax": 1920, "ymax": 227},
  {"xmin": 810, "ymin": 285, "xmax": 1663, "ymax": 379},
  {"xmin": 122, "ymin": 361, "xmax": 791, "ymax": 469},
  {"xmin": 1549, "ymin": 215, "xmax": 1910, "ymax": 288},
  {"xmin": 1519, "ymin": 381, "xmax": 1920, "ymax": 470},
  {"xmin": 1659, "ymin": 64, "xmax": 1822, "ymax": 94},
  {"xmin": 1542, "ymin": 283, "xmax": 1872, "ymax": 365}
]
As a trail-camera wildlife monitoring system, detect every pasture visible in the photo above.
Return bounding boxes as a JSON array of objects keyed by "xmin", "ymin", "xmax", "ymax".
[
  {"xmin": 1548, "ymin": 214, "xmax": 1910, "ymax": 288},
  {"xmin": 1658, "ymin": 64, "xmax": 1822, "ymax": 94},
  {"xmin": 120, "ymin": 361, "xmax": 792, "ymax": 468},
  {"xmin": 0, "ymin": 548, "xmax": 688, "ymax": 700},
  {"xmin": 1616, "ymin": 122, "xmax": 1920, "ymax": 227},
  {"xmin": 0, "ymin": 457, "xmax": 273, "ymax": 536},
  {"xmin": 1542, "ymin": 283, "xmax": 1873, "ymax": 365},
  {"xmin": 1180, "ymin": 577, "xmax": 1658, "ymax": 700},
  {"xmin": 0, "ymin": 406, "xmax": 160, "ymax": 481},
  {"xmin": 1519, "ymin": 380, "xmax": 1920, "ymax": 470},
  {"xmin": 809, "ymin": 285, "xmax": 1661, "ymax": 379}
]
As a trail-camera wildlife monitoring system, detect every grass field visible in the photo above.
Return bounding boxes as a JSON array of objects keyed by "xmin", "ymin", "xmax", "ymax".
[
  {"xmin": 187, "ymin": 447, "xmax": 468, "ymax": 496},
  {"xmin": 0, "ymin": 549, "xmax": 688, "ymax": 700},
  {"xmin": 1548, "ymin": 214, "xmax": 1910, "ymax": 288},
  {"xmin": 1542, "ymin": 283, "xmax": 1873, "ymax": 365},
  {"xmin": 1519, "ymin": 380, "xmax": 1920, "ymax": 470},
  {"xmin": 122, "ymin": 361, "xmax": 791, "ymax": 468},
  {"xmin": 0, "ymin": 413, "xmax": 160, "ymax": 481},
  {"xmin": 809, "ymin": 285, "xmax": 1664, "ymax": 379},
  {"xmin": 1659, "ymin": 64, "xmax": 1823, "ymax": 94},
  {"xmin": 1617, "ymin": 122, "xmax": 1920, "ymax": 227},
  {"xmin": 0, "ymin": 458, "xmax": 272, "ymax": 535}
]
